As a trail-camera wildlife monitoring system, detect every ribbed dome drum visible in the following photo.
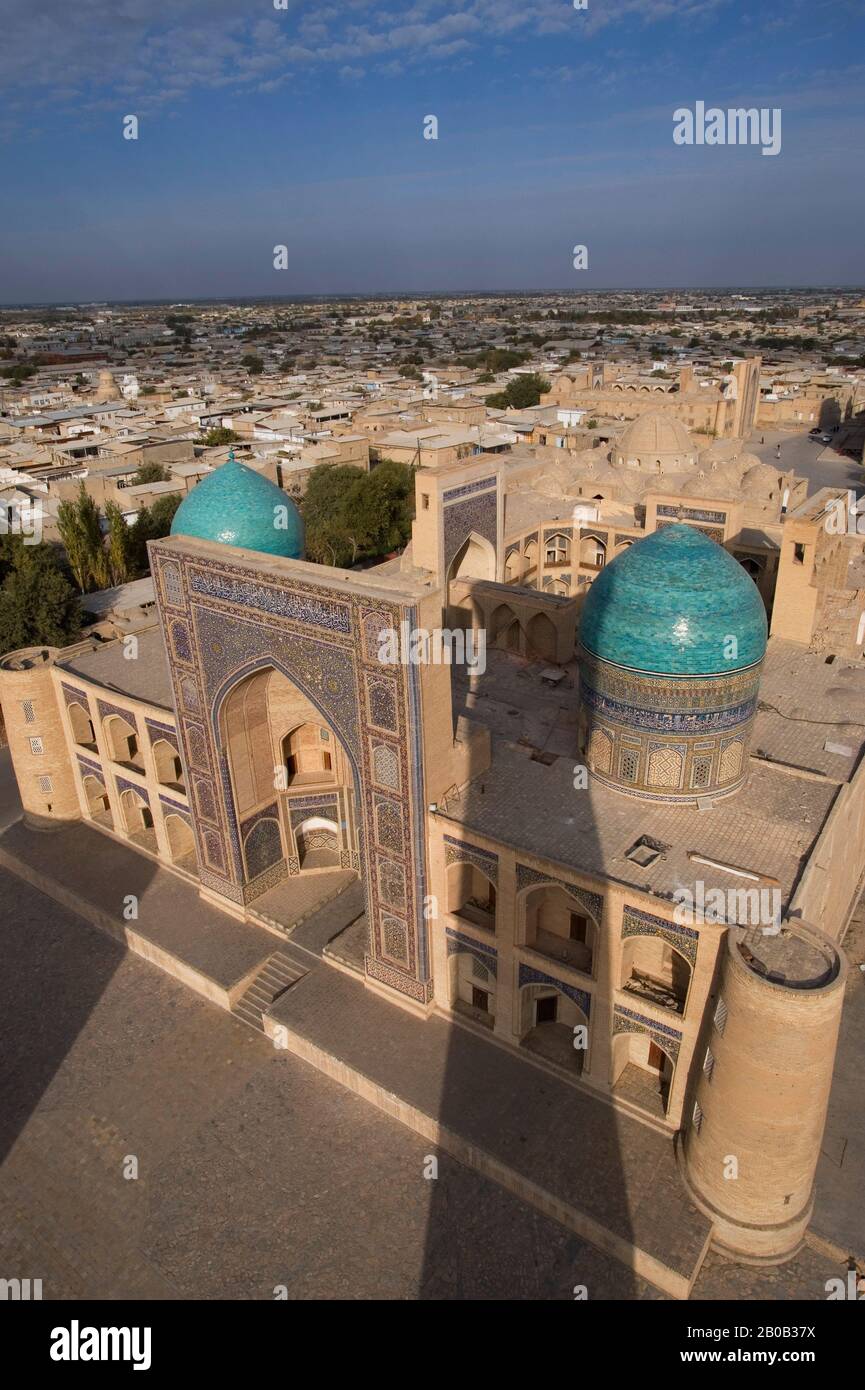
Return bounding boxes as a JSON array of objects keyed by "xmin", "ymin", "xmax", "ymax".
[{"xmin": 578, "ymin": 524, "xmax": 767, "ymax": 803}]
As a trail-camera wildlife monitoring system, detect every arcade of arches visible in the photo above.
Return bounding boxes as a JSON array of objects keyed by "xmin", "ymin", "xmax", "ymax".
[{"xmin": 434, "ymin": 851, "xmax": 690, "ymax": 1120}]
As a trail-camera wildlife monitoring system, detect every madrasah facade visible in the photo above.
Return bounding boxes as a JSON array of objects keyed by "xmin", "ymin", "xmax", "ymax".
[{"xmin": 3, "ymin": 414, "xmax": 865, "ymax": 1270}]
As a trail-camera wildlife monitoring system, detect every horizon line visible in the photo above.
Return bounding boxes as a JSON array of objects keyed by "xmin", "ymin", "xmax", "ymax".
[{"xmin": 2, "ymin": 284, "xmax": 865, "ymax": 311}]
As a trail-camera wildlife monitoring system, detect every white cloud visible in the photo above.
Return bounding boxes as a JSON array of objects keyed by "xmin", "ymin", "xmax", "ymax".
[{"xmin": 0, "ymin": 0, "xmax": 736, "ymax": 113}]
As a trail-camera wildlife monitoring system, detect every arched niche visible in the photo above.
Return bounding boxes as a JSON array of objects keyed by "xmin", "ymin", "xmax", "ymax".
[
  {"xmin": 489, "ymin": 602, "xmax": 520, "ymax": 653},
  {"xmin": 105, "ymin": 714, "xmax": 144, "ymax": 772},
  {"xmin": 165, "ymin": 812, "xmax": 196, "ymax": 868},
  {"xmin": 282, "ymin": 722, "xmax": 336, "ymax": 789},
  {"xmin": 504, "ymin": 550, "xmax": 522, "ymax": 583},
  {"xmin": 120, "ymin": 787, "xmax": 154, "ymax": 842},
  {"xmin": 294, "ymin": 815, "xmax": 340, "ymax": 870},
  {"xmin": 69, "ymin": 702, "xmax": 96, "ymax": 750},
  {"xmin": 620, "ymin": 934, "xmax": 691, "ymax": 1015},
  {"xmin": 611, "ymin": 1030, "xmax": 675, "ymax": 1117},
  {"xmin": 519, "ymin": 982, "xmax": 588, "ymax": 1074},
  {"xmin": 448, "ymin": 949, "xmax": 495, "ymax": 1028},
  {"xmin": 447, "ymin": 531, "xmax": 496, "ymax": 584},
  {"xmin": 579, "ymin": 535, "xmax": 606, "ymax": 570},
  {"xmin": 153, "ymin": 738, "xmax": 185, "ymax": 792},
  {"xmin": 446, "ymin": 860, "xmax": 497, "ymax": 933},
  {"xmin": 219, "ymin": 664, "xmax": 357, "ymax": 889},
  {"xmin": 526, "ymin": 611, "xmax": 557, "ymax": 662},
  {"xmin": 521, "ymin": 883, "xmax": 598, "ymax": 975},
  {"xmin": 82, "ymin": 773, "xmax": 112, "ymax": 826}
]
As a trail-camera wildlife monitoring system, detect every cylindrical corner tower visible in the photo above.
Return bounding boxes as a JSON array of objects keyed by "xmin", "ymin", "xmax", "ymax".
[
  {"xmin": 0, "ymin": 647, "xmax": 81, "ymax": 829},
  {"xmin": 578, "ymin": 523, "xmax": 768, "ymax": 804},
  {"xmin": 683, "ymin": 919, "xmax": 847, "ymax": 1263}
]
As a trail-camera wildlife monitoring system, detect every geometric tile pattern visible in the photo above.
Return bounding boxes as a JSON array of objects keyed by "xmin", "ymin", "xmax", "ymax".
[
  {"xmin": 442, "ymin": 478, "xmax": 497, "ymax": 573},
  {"xmin": 613, "ymin": 1004, "xmax": 682, "ymax": 1061},
  {"xmin": 518, "ymin": 962, "xmax": 591, "ymax": 1018},
  {"xmin": 444, "ymin": 833, "xmax": 499, "ymax": 886},
  {"xmin": 446, "ymin": 927, "xmax": 498, "ymax": 977},
  {"xmin": 150, "ymin": 540, "xmax": 433, "ymax": 1005},
  {"xmin": 621, "ymin": 904, "xmax": 699, "ymax": 965},
  {"xmin": 515, "ymin": 862, "xmax": 603, "ymax": 922}
]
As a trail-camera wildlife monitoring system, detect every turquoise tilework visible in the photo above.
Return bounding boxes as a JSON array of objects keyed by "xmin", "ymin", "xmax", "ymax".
[
  {"xmin": 171, "ymin": 451, "xmax": 304, "ymax": 559},
  {"xmin": 579, "ymin": 523, "xmax": 767, "ymax": 676}
]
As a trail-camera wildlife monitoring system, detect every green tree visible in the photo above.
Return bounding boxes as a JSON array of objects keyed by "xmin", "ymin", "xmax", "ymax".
[
  {"xmin": 241, "ymin": 354, "xmax": 264, "ymax": 374},
  {"xmin": 305, "ymin": 516, "xmax": 356, "ymax": 567},
  {"xmin": 197, "ymin": 427, "xmax": 240, "ymax": 447},
  {"xmin": 0, "ymin": 540, "xmax": 82, "ymax": 656},
  {"xmin": 148, "ymin": 492, "xmax": 182, "ymax": 537},
  {"xmin": 56, "ymin": 485, "xmax": 109, "ymax": 592},
  {"xmin": 301, "ymin": 460, "xmax": 415, "ymax": 566},
  {"xmin": 104, "ymin": 500, "xmax": 133, "ymax": 585},
  {"xmin": 485, "ymin": 372, "xmax": 551, "ymax": 410},
  {"xmin": 0, "ymin": 363, "xmax": 37, "ymax": 384},
  {"xmin": 133, "ymin": 461, "xmax": 170, "ymax": 485},
  {"xmin": 128, "ymin": 492, "xmax": 182, "ymax": 574}
]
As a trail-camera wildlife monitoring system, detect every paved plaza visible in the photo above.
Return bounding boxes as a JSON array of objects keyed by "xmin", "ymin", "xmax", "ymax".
[{"xmin": 0, "ymin": 863, "xmax": 851, "ymax": 1302}]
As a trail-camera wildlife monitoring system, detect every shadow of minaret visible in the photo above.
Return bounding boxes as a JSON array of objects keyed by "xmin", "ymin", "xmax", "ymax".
[
  {"xmin": 0, "ymin": 750, "xmax": 154, "ymax": 1169},
  {"xmin": 415, "ymin": 633, "xmax": 650, "ymax": 1301}
]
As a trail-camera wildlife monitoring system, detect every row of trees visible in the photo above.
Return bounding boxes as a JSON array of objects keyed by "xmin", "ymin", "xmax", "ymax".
[
  {"xmin": 57, "ymin": 485, "xmax": 181, "ymax": 592},
  {"xmin": 301, "ymin": 460, "xmax": 415, "ymax": 569}
]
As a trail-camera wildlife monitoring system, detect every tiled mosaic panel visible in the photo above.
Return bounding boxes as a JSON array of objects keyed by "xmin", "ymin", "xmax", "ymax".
[
  {"xmin": 442, "ymin": 478, "xmax": 497, "ymax": 573},
  {"xmin": 150, "ymin": 544, "xmax": 431, "ymax": 1000}
]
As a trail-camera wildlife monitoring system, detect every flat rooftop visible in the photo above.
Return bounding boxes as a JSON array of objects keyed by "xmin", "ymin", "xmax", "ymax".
[
  {"xmin": 441, "ymin": 737, "xmax": 834, "ymax": 911},
  {"xmin": 754, "ymin": 638, "xmax": 865, "ymax": 781},
  {"xmin": 57, "ymin": 625, "xmax": 174, "ymax": 711},
  {"xmin": 447, "ymin": 639, "xmax": 856, "ymax": 909}
]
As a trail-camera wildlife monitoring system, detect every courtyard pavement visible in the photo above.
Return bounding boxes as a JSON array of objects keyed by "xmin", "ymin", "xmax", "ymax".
[
  {"xmin": 0, "ymin": 867, "xmax": 668, "ymax": 1300},
  {"xmin": 0, "ymin": 864, "xmax": 848, "ymax": 1301}
]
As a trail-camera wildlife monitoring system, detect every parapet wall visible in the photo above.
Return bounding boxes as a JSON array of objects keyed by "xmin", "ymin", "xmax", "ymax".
[{"xmin": 789, "ymin": 749, "xmax": 865, "ymax": 941}]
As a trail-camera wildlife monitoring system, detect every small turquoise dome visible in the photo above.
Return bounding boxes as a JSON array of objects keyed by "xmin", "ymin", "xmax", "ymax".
[
  {"xmin": 171, "ymin": 451, "xmax": 304, "ymax": 559},
  {"xmin": 579, "ymin": 524, "xmax": 767, "ymax": 676}
]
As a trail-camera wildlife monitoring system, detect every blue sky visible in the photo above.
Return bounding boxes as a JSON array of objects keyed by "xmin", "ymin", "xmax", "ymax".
[{"xmin": 1, "ymin": 0, "xmax": 863, "ymax": 301}]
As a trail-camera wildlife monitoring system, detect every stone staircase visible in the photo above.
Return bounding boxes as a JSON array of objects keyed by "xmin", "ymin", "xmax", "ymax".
[{"xmin": 231, "ymin": 950, "xmax": 307, "ymax": 1033}]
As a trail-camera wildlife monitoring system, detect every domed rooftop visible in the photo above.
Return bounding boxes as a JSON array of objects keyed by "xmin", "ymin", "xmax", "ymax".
[
  {"xmin": 741, "ymin": 460, "xmax": 783, "ymax": 495},
  {"xmin": 171, "ymin": 451, "xmax": 304, "ymax": 559},
  {"xmin": 680, "ymin": 468, "xmax": 740, "ymax": 498},
  {"xmin": 94, "ymin": 369, "xmax": 121, "ymax": 402},
  {"xmin": 613, "ymin": 411, "xmax": 696, "ymax": 469},
  {"xmin": 579, "ymin": 523, "xmax": 767, "ymax": 676},
  {"xmin": 700, "ymin": 437, "xmax": 744, "ymax": 467}
]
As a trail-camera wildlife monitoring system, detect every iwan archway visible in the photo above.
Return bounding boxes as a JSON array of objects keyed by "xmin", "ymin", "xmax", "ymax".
[
  {"xmin": 219, "ymin": 665, "xmax": 361, "ymax": 890},
  {"xmin": 151, "ymin": 538, "xmax": 440, "ymax": 1007}
]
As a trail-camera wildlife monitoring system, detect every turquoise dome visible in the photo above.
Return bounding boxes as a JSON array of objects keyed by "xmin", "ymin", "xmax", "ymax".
[
  {"xmin": 579, "ymin": 523, "xmax": 767, "ymax": 676},
  {"xmin": 171, "ymin": 451, "xmax": 304, "ymax": 558}
]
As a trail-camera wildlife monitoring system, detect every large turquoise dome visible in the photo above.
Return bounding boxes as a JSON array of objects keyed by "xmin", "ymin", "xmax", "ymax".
[
  {"xmin": 171, "ymin": 452, "xmax": 304, "ymax": 559},
  {"xmin": 579, "ymin": 523, "xmax": 767, "ymax": 676}
]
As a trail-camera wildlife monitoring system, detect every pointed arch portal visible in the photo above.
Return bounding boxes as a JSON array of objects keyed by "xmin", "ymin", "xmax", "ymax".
[{"xmin": 151, "ymin": 539, "xmax": 434, "ymax": 1006}]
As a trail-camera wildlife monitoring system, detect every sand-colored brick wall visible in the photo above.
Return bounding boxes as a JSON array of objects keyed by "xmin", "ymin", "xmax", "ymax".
[
  {"xmin": 0, "ymin": 649, "xmax": 82, "ymax": 827},
  {"xmin": 683, "ymin": 921, "xmax": 846, "ymax": 1261}
]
